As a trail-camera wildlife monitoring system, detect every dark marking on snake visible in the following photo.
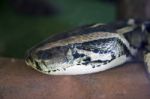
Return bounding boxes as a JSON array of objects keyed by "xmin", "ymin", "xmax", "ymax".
[
  {"xmin": 35, "ymin": 61, "xmax": 42, "ymax": 71},
  {"xmin": 69, "ymin": 37, "xmax": 131, "ymax": 66},
  {"xmin": 52, "ymin": 70, "xmax": 57, "ymax": 72},
  {"xmin": 73, "ymin": 51, "xmax": 85, "ymax": 59}
]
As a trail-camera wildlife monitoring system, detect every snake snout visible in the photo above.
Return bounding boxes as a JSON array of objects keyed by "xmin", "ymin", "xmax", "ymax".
[
  {"xmin": 25, "ymin": 49, "xmax": 35, "ymax": 66},
  {"xmin": 25, "ymin": 54, "xmax": 33, "ymax": 66}
]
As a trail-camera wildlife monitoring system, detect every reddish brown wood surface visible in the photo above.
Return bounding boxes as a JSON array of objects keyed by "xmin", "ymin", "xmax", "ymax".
[{"xmin": 0, "ymin": 58, "xmax": 150, "ymax": 99}]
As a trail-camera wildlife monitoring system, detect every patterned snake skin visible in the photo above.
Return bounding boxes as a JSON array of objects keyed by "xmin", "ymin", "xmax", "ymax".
[{"xmin": 25, "ymin": 19, "xmax": 150, "ymax": 75}]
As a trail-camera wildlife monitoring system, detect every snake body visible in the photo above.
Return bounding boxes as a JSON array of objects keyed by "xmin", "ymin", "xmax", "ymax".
[{"xmin": 25, "ymin": 19, "xmax": 150, "ymax": 75}]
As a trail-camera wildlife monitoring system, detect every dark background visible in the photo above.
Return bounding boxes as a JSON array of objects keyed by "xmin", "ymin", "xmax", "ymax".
[
  {"xmin": 0, "ymin": 0, "xmax": 149, "ymax": 58},
  {"xmin": 0, "ymin": 0, "xmax": 116, "ymax": 58}
]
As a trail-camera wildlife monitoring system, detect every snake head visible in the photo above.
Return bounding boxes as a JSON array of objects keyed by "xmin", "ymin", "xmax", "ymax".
[{"xmin": 25, "ymin": 41, "xmax": 70, "ymax": 74}]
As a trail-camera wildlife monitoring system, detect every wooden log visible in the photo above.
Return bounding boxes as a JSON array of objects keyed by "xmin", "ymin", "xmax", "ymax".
[{"xmin": 0, "ymin": 57, "xmax": 150, "ymax": 99}]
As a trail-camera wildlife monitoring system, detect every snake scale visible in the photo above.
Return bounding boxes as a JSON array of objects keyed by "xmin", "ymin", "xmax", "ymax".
[{"xmin": 25, "ymin": 19, "xmax": 150, "ymax": 75}]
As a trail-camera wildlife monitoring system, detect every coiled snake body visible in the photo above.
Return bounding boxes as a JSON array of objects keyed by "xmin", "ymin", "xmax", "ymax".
[{"xmin": 25, "ymin": 19, "xmax": 150, "ymax": 75}]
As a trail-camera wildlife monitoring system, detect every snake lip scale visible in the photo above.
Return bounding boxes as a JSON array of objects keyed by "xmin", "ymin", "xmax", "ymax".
[{"xmin": 25, "ymin": 19, "xmax": 150, "ymax": 75}]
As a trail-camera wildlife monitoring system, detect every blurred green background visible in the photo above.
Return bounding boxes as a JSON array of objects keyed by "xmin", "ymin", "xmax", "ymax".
[{"xmin": 0, "ymin": 0, "xmax": 116, "ymax": 58}]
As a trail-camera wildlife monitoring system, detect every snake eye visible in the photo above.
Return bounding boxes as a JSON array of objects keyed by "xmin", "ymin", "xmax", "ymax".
[{"xmin": 36, "ymin": 50, "xmax": 52, "ymax": 60}]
